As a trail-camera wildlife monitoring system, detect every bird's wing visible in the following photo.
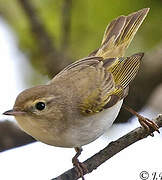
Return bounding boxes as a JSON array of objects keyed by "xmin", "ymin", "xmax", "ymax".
[
  {"xmin": 89, "ymin": 8, "xmax": 149, "ymax": 58},
  {"xmin": 103, "ymin": 53, "xmax": 144, "ymax": 108},
  {"xmin": 78, "ymin": 60, "xmax": 117, "ymax": 114},
  {"xmin": 50, "ymin": 56, "xmax": 117, "ymax": 113},
  {"xmin": 53, "ymin": 53, "xmax": 143, "ymax": 115},
  {"xmin": 51, "ymin": 56, "xmax": 103, "ymax": 80},
  {"xmin": 80, "ymin": 53, "xmax": 144, "ymax": 114}
]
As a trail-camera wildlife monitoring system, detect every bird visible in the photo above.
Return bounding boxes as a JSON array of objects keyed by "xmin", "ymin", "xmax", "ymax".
[{"xmin": 3, "ymin": 8, "xmax": 159, "ymax": 180}]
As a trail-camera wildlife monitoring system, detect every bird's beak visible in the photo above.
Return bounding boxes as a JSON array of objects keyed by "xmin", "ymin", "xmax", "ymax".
[{"xmin": 3, "ymin": 109, "xmax": 25, "ymax": 116}]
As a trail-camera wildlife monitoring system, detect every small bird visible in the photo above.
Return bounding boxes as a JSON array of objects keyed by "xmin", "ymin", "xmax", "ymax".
[{"xmin": 3, "ymin": 8, "xmax": 159, "ymax": 179}]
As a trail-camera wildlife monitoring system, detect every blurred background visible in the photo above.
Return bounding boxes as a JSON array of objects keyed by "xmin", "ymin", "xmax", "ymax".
[{"xmin": 0, "ymin": 0, "xmax": 162, "ymax": 180}]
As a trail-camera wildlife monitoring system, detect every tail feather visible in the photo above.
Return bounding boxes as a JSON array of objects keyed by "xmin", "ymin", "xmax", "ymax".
[
  {"xmin": 101, "ymin": 16, "xmax": 126, "ymax": 46},
  {"xmin": 116, "ymin": 8, "xmax": 149, "ymax": 46},
  {"xmin": 92, "ymin": 8, "xmax": 149, "ymax": 58}
]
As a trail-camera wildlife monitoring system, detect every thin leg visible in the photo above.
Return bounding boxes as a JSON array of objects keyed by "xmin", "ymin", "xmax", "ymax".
[
  {"xmin": 72, "ymin": 147, "xmax": 88, "ymax": 180},
  {"xmin": 123, "ymin": 104, "xmax": 160, "ymax": 136}
]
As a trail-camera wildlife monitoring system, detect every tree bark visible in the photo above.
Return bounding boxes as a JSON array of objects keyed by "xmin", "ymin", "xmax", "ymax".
[
  {"xmin": 0, "ymin": 121, "xmax": 35, "ymax": 152},
  {"xmin": 18, "ymin": 0, "xmax": 72, "ymax": 77}
]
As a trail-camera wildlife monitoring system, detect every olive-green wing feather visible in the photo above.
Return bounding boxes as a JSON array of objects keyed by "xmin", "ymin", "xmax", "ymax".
[
  {"xmin": 81, "ymin": 53, "xmax": 144, "ymax": 113},
  {"xmin": 104, "ymin": 53, "xmax": 144, "ymax": 101},
  {"xmin": 79, "ymin": 61, "xmax": 117, "ymax": 114},
  {"xmin": 50, "ymin": 56, "xmax": 103, "ymax": 82},
  {"xmin": 52, "ymin": 53, "xmax": 143, "ymax": 115},
  {"xmin": 110, "ymin": 53, "xmax": 143, "ymax": 87},
  {"xmin": 51, "ymin": 56, "xmax": 118, "ymax": 114},
  {"xmin": 89, "ymin": 8, "xmax": 149, "ymax": 58}
]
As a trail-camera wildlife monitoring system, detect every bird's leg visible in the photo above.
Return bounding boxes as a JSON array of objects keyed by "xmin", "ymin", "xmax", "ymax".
[
  {"xmin": 72, "ymin": 147, "xmax": 88, "ymax": 180},
  {"xmin": 123, "ymin": 104, "xmax": 160, "ymax": 136}
]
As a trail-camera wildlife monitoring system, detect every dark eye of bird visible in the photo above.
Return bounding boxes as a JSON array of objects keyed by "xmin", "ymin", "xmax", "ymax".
[{"xmin": 35, "ymin": 102, "xmax": 46, "ymax": 111}]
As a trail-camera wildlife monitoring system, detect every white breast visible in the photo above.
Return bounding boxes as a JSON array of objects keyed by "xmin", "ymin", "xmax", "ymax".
[{"xmin": 65, "ymin": 100, "xmax": 123, "ymax": 147}]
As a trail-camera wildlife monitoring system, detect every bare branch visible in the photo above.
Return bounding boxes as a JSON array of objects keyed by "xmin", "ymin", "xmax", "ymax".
[
  {"xmin": 18, "ymin": 0, "xmax": 55, "ymax": 54},
  {"xmin": 18, "ymin": 0, "xmax": 72, "ymax": 76},
  {"xmin": 0, "ymin": 121, "xmax": 35, "ymax": 152},
  {"xmin": 52, "ymin": 114, "xmax": 162, "ymax": 180},
  {"xmin": 61, "ymin": 0, "xmax": 72, "ymax": 51}
]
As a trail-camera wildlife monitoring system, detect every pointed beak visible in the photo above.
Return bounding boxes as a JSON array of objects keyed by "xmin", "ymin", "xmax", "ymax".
[{"xmin": 3, "ymin": 109, "xmax": 25, "ymax": 116}]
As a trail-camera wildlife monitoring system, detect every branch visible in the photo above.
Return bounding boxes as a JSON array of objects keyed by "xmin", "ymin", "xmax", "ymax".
[
  {"xmin": 0, "ymin": 121, "xmax": 35, "ymax": 152},
  {"xmin": 52, "ymin": 114, "xmax": 162, "ymax": 180},
  {"xmin": 61, "ymin": 0, "xmax": 72, "ymax": 51},
  {"xmin": 18, "ymin": 0, "xmax": 72, "ymax": 76},
  {"xmin": 18, "ymin": 0, "xmax": 55, "ymax": 54}
]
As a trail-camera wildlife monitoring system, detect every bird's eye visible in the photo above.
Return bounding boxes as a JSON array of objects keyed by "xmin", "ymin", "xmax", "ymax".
[{"xmin": 35, "ymin": 102, "xmax": 46, "ymax": 111}]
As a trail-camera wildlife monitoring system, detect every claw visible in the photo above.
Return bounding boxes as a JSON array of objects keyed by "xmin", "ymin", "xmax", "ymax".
[
  {"xmin": 123, "ymin": 104, "xmax": 160, "ymax": 136},
  {"xmin": 72, "ymin": 147, "xmax": 88, "ymax": 180},
  {"xmin": 138, "ymin": 115, "xmax": 160, "ymax": 136},
  {"xmin": 72, "ymin": 158, "xmax": 87, "ymax": 180}
]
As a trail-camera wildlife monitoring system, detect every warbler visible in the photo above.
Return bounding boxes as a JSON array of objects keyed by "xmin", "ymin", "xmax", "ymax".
[{"xmin": 3, "ymin": 8, "xmax": 159, "ymax": 179}]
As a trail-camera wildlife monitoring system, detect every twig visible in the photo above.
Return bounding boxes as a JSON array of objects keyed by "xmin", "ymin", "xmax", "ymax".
[
  {"xmin": 52, "ymin": 114, "xmax": 162, "ymax": 180},
  {"xmin": 18, "ymin": 0, "xmax": 72, "ymax": 76},
  {"xmin": 61, "ymin": 0, "xmax": 72, "ymax": 51},
  {"xmin": 0, "ymin": 121, "xmax": 35, "ymax": 152},
  {"xmin": 18, "ymin": 0, "xmax": 55, "ymax": 56}
]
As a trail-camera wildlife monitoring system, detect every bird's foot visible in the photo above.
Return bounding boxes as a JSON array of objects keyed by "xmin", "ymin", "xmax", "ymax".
[
  {"xmin": 123, "ymin": 104, "xmax": 160, "ymax": 136},
  {"xmin": 72, "ymin": 157, "xmax": 87, "ymax": 180},
  {"xmin": 72, "ymin": 147, "xmax": 88, "ymax": 180},
  {"xmin": 138, "ymin": 115, "xmax": 160, "ymax": 136}
]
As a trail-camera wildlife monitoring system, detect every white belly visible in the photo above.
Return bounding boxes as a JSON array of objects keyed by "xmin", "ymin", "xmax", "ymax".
[{"xmin": 65, "ymin": 100, "xmax": 123, "ymax": 147}]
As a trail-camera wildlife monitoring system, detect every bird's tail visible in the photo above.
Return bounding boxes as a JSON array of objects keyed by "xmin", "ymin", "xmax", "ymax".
[{"xmin": 89, "ymin": 8, "xmax": 149, "ymax": 58}]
